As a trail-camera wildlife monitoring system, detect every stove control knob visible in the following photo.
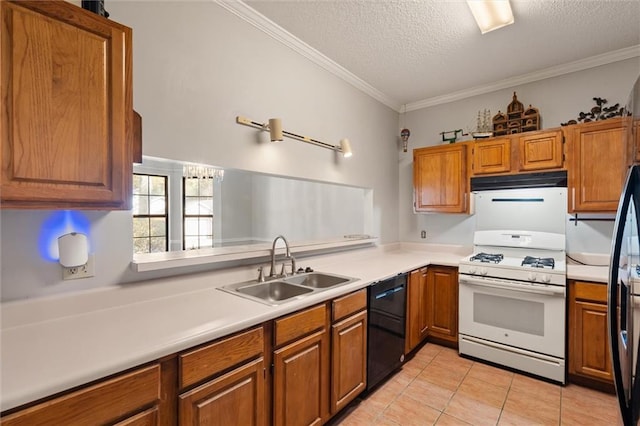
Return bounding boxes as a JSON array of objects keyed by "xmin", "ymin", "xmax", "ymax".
[
  {"xmin": 541, "ymin": 274, "xmax": 551, "ymax": 283},
  {"xmin": 479, "ymin": 267, "xmax": 488, "ymax": 276},
  {"xmin": 528, "ymin": 273, "xmax": 537, "ymax": 281},
  {"xmin": 468, "ymin": 266, "xmax": 477, "ymax": 275}
]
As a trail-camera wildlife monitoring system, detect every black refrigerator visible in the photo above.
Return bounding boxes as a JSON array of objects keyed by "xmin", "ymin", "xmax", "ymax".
[{"xmin": 609, "ymin": 164, "xmax": 640, "ymax": 426}]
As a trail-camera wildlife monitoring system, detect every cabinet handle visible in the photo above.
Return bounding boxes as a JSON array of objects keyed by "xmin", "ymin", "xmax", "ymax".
[{"xmin": 571, "ymin": 187, "xmax": 575, "ymax": 211}]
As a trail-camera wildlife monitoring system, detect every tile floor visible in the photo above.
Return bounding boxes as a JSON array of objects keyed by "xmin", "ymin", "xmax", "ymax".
[{"xmin": 330, "ymin": 343, "xmax": 622, "ymax": 426}]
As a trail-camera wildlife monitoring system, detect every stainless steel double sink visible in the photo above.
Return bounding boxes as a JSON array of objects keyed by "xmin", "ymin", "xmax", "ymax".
[{"xmin": 219, "ymin": 272, "xmax": 359, "ymax": 306}]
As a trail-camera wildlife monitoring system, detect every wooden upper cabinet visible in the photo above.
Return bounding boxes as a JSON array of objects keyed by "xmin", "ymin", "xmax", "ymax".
[
  {"xmin": 472, "ymin": 138, "xmax": 511, "ymax": 175},
  {"xmin": 566, "ymin": 118, "xmax": 630, "ymax": 212},
  {"xmin": 413, "ymin": 143, "xmax": 469, "ymax": 213},
  {"xmin": 0, "ymin": 0, "xmax": 133, "ymax": 209},
  {"xmin": 518, "ymin": 129, "xmax": 563, "ymax": 171}
]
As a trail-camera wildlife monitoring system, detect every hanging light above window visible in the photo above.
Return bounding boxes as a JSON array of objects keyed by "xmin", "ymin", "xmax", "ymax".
[{"xmin": 467, "ymin": 0, "xmax": 514, "ymax": 34}]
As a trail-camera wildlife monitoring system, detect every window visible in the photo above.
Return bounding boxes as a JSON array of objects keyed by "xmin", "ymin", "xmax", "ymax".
[
  {"xmin": 132, "ymin": 174, "xmax": 168, "ymax": 253},
  {"xmin": 183, "ymin": 176, "xmax": 214, "ymax": 250}
]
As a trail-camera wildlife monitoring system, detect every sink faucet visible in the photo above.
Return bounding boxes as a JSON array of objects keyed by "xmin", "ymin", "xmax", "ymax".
[{"xmin": 269, "ymin": 235, "xmax": 296, "ymax": 277}]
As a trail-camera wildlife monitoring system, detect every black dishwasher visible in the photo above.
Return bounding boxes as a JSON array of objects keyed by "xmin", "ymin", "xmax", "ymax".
[{"xmin": 367, "ymin": 273, "xmax": 407, "ymax": 391}]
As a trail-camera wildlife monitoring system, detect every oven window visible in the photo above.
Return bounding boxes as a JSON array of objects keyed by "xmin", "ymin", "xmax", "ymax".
[{"xmin": 474, "ymin": 293, "xmax": 544, "ymax": 336}]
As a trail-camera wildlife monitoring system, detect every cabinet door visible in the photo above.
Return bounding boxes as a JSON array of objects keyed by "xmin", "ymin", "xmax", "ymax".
[
  {"xmin": 0, "ymin": 1, "xmax": 133, "ymax": 209},
  {"xmin": 113, "ymin": 407, "xmax": 158, "ymax": 426},
  {"xmin": 413, "ymin": 144, "xmax": 468, "ymax": 213},
  {"xmin": 273, "ymin": 329, "xmax": 329, "ymax": 426},
  {"xmin": 570, "ymin": 300, "xmax": 612, "ymax": 383},
  {"xmin": 568, "ymin": 281, "xmax": 613, "ymax": 385},
  {"xmin": 1, "ymin": 364, "xmax": 161, "ymax": 426},
  {"xmin": 331, "ymin": 310, "xmax": 367, "ymax": 414},
  {"xmin": 518, "ymin": 130, "xmax": 563, "ymax": 171},
  {"xmin": 567, "ymin": 119, "xmax": 629, "ymax": 212},
  {"xmin": 472, "ymin": 137, "xmax": 511, "ymax": 175},
  {"xmin": 426, "ymin": 266, "xmax": 458, "ymax": 345},
  {"xmin": 179, "ymin": 358, "xmax": 266, "ymax": 426},
  {"xmin": 405, "ymin": 268, "xmax": 422, "ymax": 353}
]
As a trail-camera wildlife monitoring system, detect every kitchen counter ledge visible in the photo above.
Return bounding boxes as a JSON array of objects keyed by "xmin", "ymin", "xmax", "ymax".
[{"xmin": 0, "ymin": 243, "xmax": 469, "ymax": 412}]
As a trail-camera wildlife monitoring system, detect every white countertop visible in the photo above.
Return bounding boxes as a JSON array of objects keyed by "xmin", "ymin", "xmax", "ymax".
[
  {"xmin": 0, "ymin": 244, "xmax": 612, "ymax": 411},
  {"xmin": 0, "ymin": 243, "xmax": 467, "ymax": 412}
]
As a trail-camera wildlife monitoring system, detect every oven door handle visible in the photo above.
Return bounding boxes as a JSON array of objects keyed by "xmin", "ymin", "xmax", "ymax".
[{"xmin": 460, "ymin": 276, "xmax": 565, "ymax": 296}]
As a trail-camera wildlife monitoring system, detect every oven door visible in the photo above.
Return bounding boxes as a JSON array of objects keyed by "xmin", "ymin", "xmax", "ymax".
[{"xmin": 459, "ymin": 275, "xmax": 565, "ymax": 358}]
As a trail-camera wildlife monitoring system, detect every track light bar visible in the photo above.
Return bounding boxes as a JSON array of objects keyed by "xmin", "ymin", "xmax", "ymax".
[{"xmin": 236, "ymin": 116, "xmax": 353, "ymax": 157}]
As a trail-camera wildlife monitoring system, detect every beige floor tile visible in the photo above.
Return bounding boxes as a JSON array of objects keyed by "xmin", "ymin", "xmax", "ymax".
[
  {"xmin": 366, "ymin": 376, "xmax": 407, "ymax": 408},
  {"xmin": 502, "ymin": 388, "xmax": 560, "ymax": 425},
  {"xmin": 335, "ymin": 344, "xmax": 623, "ymax": 426},
  {"xmin": 416, "ymin": 343, "xmax": 444, "ymax": 359},
  {"xmin": 405, "ymin": 354, "xmax": 431, "ymax": 370},
  {"xmin": 444, "ymin": 393, "xmax": 502, "ymax": 426},
  {"xmin": 498, "ymin": 409, "xmax": 557, "ymax": 426},
  {"xmin": 380, "ymin": 393, "xmax": 441, "ymax": 426},
  {"xmin": 561, "ymin": 384, "xmax": 621, "ymax": 425},
  {"xmin": 392, "ymin": 367, "xmax": 421, "ymax": 388},
  {"xmin": 435, "ymin": 413, "xmax": 473, "ymax": 425},
  {"xmin": 509, "ymin": 373, "xmax": 561, "ymax": 404},
  {"xmin": 419, "ymin": 362, "xmax": 466, "ymax": 391},
  {"xmin": 430, "ymin": 356, "xmax": 473, "ymax": 377},
  {"xmin": 457, "ymin": 375, "xmax": 509, "ymax": 408},
  {"xmin": 402, "ymin": 374, "xmax": 455, "ymax": 411},
  {"xmin": 465, "ymin": 362, "xmax": 514, "ymax": 389}
]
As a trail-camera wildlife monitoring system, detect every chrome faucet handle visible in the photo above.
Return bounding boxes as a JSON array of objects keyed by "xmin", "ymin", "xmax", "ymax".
[
  {"xmin": 280, "ymin": 262, "xmax": 288, "ymax": 277},
  {"xmin": 257, "ymin": 266, "xmax": 265, "ymax": 282}
]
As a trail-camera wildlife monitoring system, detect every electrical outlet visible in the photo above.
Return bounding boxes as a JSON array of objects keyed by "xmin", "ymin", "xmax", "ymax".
[
  {"xmin": 62, "ymin": 254, "xmax": 95, "ymax": 280},
  {"xmin": 421, "ymin": 230, "xmax": 427, "ymax": 239}
]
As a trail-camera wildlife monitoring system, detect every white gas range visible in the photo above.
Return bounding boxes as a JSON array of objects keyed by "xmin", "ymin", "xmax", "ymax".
[{"xmin": 458, "ymin": 186, "xmax": 568, "ymax": 384}]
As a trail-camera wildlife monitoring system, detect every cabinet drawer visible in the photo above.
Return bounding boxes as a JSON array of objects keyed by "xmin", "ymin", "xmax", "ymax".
[
  {"xmin": 275, "ymin": 304, "xmax": 327, "ymax": 347},
  {"xmin": 332, "ymin": 289, "xmax": 367, "ymax": 322},
  {"xmin": 573, "ymin": 281, "xmax": 607, "ymax": 303},
  {"xmin": 179, "ymin": 326, "xmax": 263, "ymax": 389},
  {"xmin": 1, "ymin": 364, "xmax": 160, "ymax": 426}
]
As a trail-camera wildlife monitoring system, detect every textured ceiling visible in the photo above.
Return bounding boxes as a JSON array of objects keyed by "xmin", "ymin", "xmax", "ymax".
[{"xmin": 243, "ymin": 0, "xmax": 640, "ymax": 110}]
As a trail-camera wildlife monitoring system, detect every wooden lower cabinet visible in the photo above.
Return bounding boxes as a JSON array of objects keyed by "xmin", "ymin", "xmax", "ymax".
[
  {"xmin": 568, "ymin": 280, "xmax": 614, "ymax": 390},
  {"xmin": 272, "ymin": 303, "xmax": 330, "ymax": 426},
  {"xmin": 179, "ymin": 358, "xmax": 265, "ymax": 426},
  {"xmin": 2, "ymin": 293, "xmax": 371, "ymax": 426},
  {"xmin": 405, "ymin": 267, "xmax": 428, "ymax": 353},
  {"xmin": 0, "ymin": 364, "xmax": 162, "ymax": 426},
  {"xmin": 427, "ymin": 266, "xmax": 458, "ymax": 344},
  {"xmin": 330, "ymin": 290, "xmax": 367, "ymax": 414},
  {"xmin": 405, "ymin": 265, "xmax": 459, "ymax": 352}
]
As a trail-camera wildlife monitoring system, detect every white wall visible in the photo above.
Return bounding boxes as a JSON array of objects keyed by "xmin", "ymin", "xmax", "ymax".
[
  {"xmin": 0, "ymin": 1, "xmax": 399, "ymax": 301},
  {"xmin": 399, "ymin": 58, "xmax": 640, "ymax": 254}
]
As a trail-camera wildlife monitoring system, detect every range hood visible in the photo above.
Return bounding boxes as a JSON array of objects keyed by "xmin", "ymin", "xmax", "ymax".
[{"xmin": 471, "ymin": 171, "xmax": 567, "ymax": 191}]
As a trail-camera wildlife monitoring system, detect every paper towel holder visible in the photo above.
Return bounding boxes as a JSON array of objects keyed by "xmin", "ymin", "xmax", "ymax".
[{"xmin": 58, "ymin": 232, "xmax": 89, "ymax": 268}]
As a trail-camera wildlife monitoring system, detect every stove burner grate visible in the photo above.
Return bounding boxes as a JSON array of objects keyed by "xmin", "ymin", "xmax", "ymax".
[
  {"xmin": 470, "ymin": 252, "xmax": 504, "ymax": 263},
  {"xmin": 521, "ymin": 256, "xmax": 555, "ymax": 269}
]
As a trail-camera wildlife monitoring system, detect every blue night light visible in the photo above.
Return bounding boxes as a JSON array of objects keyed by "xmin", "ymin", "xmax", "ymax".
[{"xmin": 38, "ymin": 211, "xmax": 91, "ymax": 262}]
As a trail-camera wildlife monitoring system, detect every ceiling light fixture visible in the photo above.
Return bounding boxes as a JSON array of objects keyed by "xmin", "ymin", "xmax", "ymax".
[
  {"xmin": 467, "ymin": 0, "xmax": 514, "ymax": 34},
  {"xmin": 236, "ymin": 116, "xmax": 353, "ymax": 158}
]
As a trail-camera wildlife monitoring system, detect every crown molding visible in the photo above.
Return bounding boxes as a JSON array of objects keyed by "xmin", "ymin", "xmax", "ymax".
[
  {"xmin": 215, "ymin": 1, "xmax": 639, "ymax": 114},
  {"xmin": 405, "ymin": 45, "xmax": 640, "ymax": 111},
  {"xmin": 215, "ymin": 0, "xmax": 402, "ymax": 111}
]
